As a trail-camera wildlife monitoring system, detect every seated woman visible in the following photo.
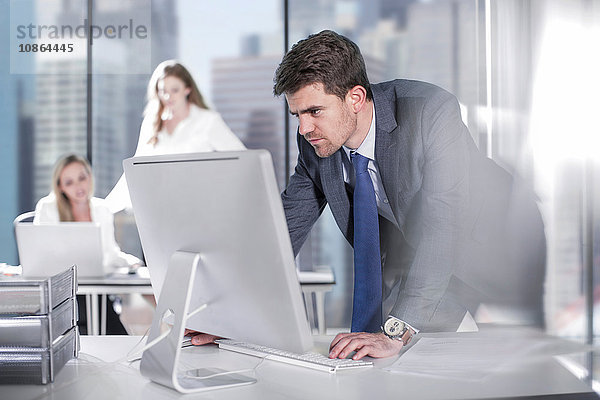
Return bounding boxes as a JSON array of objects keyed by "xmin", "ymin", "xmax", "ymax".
[{"xmin": 34, "ymin": 154, "xmax": 141, "ymax": 334}]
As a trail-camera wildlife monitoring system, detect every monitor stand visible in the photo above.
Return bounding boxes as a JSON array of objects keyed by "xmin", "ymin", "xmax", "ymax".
[{"xmin": 140, "ymin": 251, "xmax": 256, "ymax": 393}]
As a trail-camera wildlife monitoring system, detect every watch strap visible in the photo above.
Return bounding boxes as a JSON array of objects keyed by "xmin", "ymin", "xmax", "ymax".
[{"xmin": 399, "ymin": 326, "xmax": 414, "ymax": 346}]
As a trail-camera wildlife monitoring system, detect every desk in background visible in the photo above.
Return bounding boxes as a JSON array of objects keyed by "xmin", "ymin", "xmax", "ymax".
[
  {"xmin": 297, "ymin": 267, "xmax": 335, "ymax": 335},
  {"xmin": 1, "ymin": 265, "xmax": 335, "ymax": 336},
  {"xmin": 78, "ymin": 267, "xmax": 153, "ymax": 336},
  {"xmin": 79, "ymin": 266, "xmax": 335, "ymax": 337},
  {"xmin": 4, "ymin": 326, "xmax": 600, "ymax": 400},
  {"xmin": 0, "ymin": 264, "xmax": 152, "ymax": 336}
]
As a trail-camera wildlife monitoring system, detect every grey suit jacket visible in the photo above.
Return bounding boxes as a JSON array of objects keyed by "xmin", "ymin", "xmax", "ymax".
[{"xmin": 282, "ymin": 80, "xmax": 545, "ymax": 332}]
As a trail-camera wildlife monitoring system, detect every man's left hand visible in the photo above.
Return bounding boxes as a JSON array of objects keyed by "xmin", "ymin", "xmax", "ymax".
[
  {"xmin": 328, "ymin": 332, "xmax": 404, "ymax": 360},
  {"xmin": 184, "ymin": 329, "xmax": 222, "ymax": 346}
]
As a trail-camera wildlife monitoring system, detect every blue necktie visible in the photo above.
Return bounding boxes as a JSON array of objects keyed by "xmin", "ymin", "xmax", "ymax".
[{"xmin": 350, "ymin": 152, "xmax": 382, "ymax": 333}]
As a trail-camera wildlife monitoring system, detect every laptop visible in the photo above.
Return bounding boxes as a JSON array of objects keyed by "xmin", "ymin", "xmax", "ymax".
[{"xmin": 16, "ymin": 222, "xmax": 108, "ymax": 278}]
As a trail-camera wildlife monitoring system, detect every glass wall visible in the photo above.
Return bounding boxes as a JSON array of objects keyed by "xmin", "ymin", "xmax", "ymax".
[
  {"xmin": 91, "ymin": 0, "xmax": 284, "ymax": 257},
  {"xmin": 91, "ymin": 0, "xmax": 285, "ymax": 198},
  {"xmin": 286, "ymin": 0, "xmax": 600, "ymax": 339},
  {"xmin": 0, "ymin": 0, "xmax": 21, "ymax": 265},
  {"xmin": 503, "ymin": 0, "xmax": 600, "ymax": 341},
  {"xmin": 2, "ymin": 0, "xmax": 600, "ymax": 343},
  {"xmin": 2, "ymin": 0, "xmax": 90, "ymax": 265}
]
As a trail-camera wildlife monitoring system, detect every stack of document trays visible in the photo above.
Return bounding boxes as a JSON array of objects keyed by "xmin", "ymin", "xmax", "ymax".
[{"xmin": 0, "ymin": 266, "xmax": 79, "ymax": 384}]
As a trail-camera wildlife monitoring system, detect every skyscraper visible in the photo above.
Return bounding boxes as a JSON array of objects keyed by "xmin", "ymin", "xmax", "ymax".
[
  {"xmin": 33, "ymin": 57, "xmax": 87, "ymax": 201},
  {"xmin": 212, "ymin": 54, "xmax": 286, "ymax": 188}
]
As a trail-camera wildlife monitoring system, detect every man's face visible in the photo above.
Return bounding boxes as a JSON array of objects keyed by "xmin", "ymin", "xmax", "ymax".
[{"xmin": 286, "ymin": 83, "xmax": 357, "ymax": 158}]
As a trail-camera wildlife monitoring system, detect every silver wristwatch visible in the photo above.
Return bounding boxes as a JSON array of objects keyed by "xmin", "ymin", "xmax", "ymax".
[{"xmin": 382, "ymin": 316, "xmax": 414, "ymax": 346}]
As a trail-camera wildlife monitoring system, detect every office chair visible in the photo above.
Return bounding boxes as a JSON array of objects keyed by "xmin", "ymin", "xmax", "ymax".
[{"xmin": 13, "ymin": 211, "xmax": 36, "ymax": 227}]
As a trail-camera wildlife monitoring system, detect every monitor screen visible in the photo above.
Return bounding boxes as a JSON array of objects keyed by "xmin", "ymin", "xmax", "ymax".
[{"xmin": 124, "ymin": 150, "xmax": 313, "ymax": 353}]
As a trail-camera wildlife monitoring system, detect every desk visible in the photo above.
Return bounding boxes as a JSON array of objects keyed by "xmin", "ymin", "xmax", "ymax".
[
  {"xmin": 77, "ymin": 267, "xmax": 335, "ymax": 336},
  {"xmin": 77, "ymin": 267, "xmax": 153, "ymax": 336},
  {"xmin": 297, "ymin": 267, "xmax": 335, "ymax": 335},
  {"xmin": 0, "ymin": 265, "xmax": 155, "ymax": 336},
  {"xmin": 5, "ymin": 326, "xmax": 600, "ymax": 400}
]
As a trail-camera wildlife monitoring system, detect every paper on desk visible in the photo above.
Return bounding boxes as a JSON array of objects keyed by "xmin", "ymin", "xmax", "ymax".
[
  {"xmin": 0, "ymin": 264, "xmax": 21, "ymax": 277},
  {"xmin": 383, "ymin": 336, "xmax": 545, "ymax": 381}
]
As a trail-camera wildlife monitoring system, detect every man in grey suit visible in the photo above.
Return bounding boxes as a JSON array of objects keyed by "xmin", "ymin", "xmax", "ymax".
[{"xmin": 274, "ymin": 30, "xmax": 545, "ymax": 360}]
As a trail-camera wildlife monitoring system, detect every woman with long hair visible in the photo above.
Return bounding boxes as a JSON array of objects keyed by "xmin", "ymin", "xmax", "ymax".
[
  {"xmin": 106, "ymin": 60, "xmax": 245, "ymax": 212},
  {"xmin": 34, "ymin": 154, "xmax": 141, "ymax": 334}
]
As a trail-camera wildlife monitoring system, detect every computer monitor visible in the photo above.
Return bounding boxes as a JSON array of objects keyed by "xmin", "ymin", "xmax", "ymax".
[{"xmin": 123, "ymin": 150, "xmax": 313, "ymax": 354}]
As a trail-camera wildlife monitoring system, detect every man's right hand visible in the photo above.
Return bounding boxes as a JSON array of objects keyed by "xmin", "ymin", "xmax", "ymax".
[{"xmin": 183, "ymin": 329, "xmax": 222, "ymax": 345}]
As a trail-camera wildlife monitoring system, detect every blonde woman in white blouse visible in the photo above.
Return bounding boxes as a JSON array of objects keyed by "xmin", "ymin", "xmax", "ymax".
[
  {"xmin": 106, "ymin": 60, "xmax": 246, "ymax": 212},
  {"xmin": 34, "ymin": 154, "xmax": 141, "ymax": 334},
  {"xmin": 34, "ymin": 154, "xmax": 141, "ymax": 269}
]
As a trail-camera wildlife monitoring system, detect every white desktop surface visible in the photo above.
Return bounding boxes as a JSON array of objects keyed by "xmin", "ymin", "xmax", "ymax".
[{"xmin": 4, "ymin": 327, "xmax": 599, "ymax": 400}]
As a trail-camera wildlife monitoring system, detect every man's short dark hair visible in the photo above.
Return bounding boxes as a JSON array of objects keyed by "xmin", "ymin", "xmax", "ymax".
[{"xmin": 273, "ymin": 30, "xmax": 372, "ymax": 101}]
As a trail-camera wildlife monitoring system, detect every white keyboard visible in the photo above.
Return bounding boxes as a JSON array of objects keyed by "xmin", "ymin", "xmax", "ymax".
[{"xmin": 216, "ymin": 339, "xmax": 373, "ymax": 373}]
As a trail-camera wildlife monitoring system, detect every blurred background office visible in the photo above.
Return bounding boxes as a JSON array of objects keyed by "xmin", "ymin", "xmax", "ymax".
[{"xmin": 1, "ymin": 0, "xmax": 599, "ymax": 344}]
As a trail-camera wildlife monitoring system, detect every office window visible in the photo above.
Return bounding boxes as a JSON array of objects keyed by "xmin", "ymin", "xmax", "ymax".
[
  {"xmin": 90, "ymin": 0, "xmax": 284, "ymax": 257},
  {"xmin": 96, "ymin": 0, "xmax": 284, "ymax": 189},
  {"xmin": 287, "ymin": 0, "xmax": 600, "ymax": 340},
  {"xmin": 3, "ymin": 0, "xmax": 599, "ymax": 344},
  {"xmin": 92, "ymin": 0, "xmax": 285, "ymax": 194},
  {"xmin": 2, "ymin": 0, "xmax": 89, "ymax": 264},
  {"xmin": 489, "ymin": 0, "xmax": 600, "ymax": 342}
]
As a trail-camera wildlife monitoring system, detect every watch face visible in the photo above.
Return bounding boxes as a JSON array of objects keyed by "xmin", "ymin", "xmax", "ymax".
[{"xmin": 384, "ymin": 317, "xmax": 405, "ymax": 336}]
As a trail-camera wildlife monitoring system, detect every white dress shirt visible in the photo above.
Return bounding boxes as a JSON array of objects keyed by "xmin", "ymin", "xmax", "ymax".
[
  {"xmin": 105, "ymin": 104, "xmax": 246, "ymax": 212},
  {"xmin": 341, "ymin": 103, "xmax": 398, "ymax": 228},
  {"xmin": 134, "ymin": 104, "xmax": 246, "ymax": 156}
]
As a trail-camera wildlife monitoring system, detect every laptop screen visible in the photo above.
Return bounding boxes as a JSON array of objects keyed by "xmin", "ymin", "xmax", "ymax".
[{"xmin": 16, "ymin": 222, "xmax": 106, "ymax": 278}]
